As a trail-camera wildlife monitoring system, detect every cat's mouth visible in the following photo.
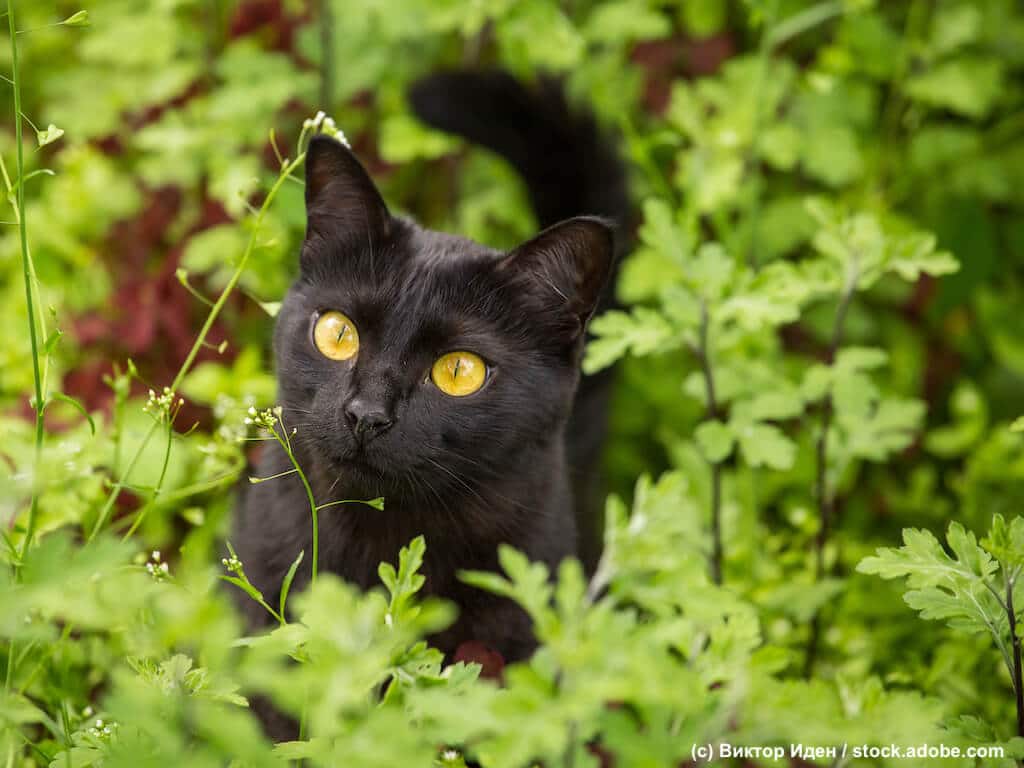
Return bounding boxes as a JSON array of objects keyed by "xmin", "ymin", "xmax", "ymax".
[{"xmin": 329, "ymin": 449, "xmax": 393, "ymax": 497}]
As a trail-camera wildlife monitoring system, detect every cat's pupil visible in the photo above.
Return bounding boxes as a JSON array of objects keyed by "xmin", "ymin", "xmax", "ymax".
[
  {"xmin": 335, "ymin": 324, "xmax": 348, "ymax": 344},
  {"xmin": 452, "ymin": 358, "xmax": 461, "ymax": 379}
]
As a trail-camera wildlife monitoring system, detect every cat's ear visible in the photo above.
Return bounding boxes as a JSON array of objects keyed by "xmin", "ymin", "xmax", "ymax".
[
  {"xmin": 304, "ymin": 135, "xmax": 391, "ymax": 243},
  {"xmin": 500, "ymin": 216, "xmax": 615, "ymax": 335}
]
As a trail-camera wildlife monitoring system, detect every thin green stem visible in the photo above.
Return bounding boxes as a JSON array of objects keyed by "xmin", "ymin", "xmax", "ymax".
[
  {"xmin": 314, "ymin": 498, "xmax": 379, "ymax": 511},
  {"xmin": 273, "ymin": 420, "xmax": 320, "ymax": 583},
  {"xmin": 171, "ymin": 153, "xmax": 305, "ymax": 393},
  {"xmin": 744, "ymin": 0, "xmax": 779, "ymax": 271},
  {"xmin": 697, "ymin": 300, "xmax": 723, "ymax": 585},
  {"xmin": 88, "ymin": 420, "xmax": 160, "ymax": 542},
  {"xmin": 8, "ymin": 0, "xmax": 45, "ymax": 561},
  {"xmin": 875, "ymin": 0, "xmax": 930, "ymax": 196},
  {"xmin": 4, "ymin": 638, "xmax": 14, "ymax": 694},
  {"xmin": 115, "ymin": 460, "xmax": 244, "ymax": 528},
  {"xmin": 121, "ymin": 417, "xmax": 176, "ymax": 540},
  {"xmin": 764, "ymin": 0, "xmax": 845, "ymax": 49},
  {"xmin": 317, "ymin": 0, "xmax": 334, "ymax": 109},
  {"xmin": 90, "ymin": 151, "xmax": 307, "ymax": 541},
  {"xmin": 1006, "ymin": 568, "xmax": 1024, "ymax": 740},
  {"xmin": 804, "ymin": 262, "xmax": 858, "ymax": 678},
  {"xmin": 250, "ymin": 467, "xmax": 299, "ymax": 484}
]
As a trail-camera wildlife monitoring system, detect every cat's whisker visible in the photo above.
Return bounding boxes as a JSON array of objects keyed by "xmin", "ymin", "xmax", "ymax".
[
  {"xmin": 430, "ymin": 446, "xmax": 504, "ymax": 477},
  {"xmin": 405, "ymin": 468, "xmax": 471, "ymax": 551},
  {"xmin": 423, "ymin": 455, "xmax": 510, "ymax": 512},
  {"xmin": 324, "ymin": 472, "xmax": 343, "ymax": 500}
]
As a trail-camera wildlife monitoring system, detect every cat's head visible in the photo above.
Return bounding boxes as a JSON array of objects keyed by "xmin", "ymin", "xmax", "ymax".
[{"xmin": 273, "ymin": 136, "xmax": 614, "ymax": 502}]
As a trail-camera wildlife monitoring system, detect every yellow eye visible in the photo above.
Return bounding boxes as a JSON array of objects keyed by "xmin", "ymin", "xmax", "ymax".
[
  {"xmin": 431, "ymin": 351, "xmax": 487, "ymax": 397},
  {"xmin": 313, "ymin": 311, "xmax": 359, "ymax": 361}
]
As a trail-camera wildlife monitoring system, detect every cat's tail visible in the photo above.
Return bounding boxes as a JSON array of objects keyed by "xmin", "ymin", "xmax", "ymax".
[{"xmin": 407, "ymin": 70, "xmax": 629, "ymax": 234}]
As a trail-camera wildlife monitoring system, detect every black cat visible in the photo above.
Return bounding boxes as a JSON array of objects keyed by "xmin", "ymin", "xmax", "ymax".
[{"xmin": 233, "ymin": 71, "xmax": 628, "ymax": 665}]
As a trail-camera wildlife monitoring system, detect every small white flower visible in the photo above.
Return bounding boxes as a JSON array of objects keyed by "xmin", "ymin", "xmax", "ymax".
[{"xmin": 145, "ymin": 551, "xmax": 171, "ymax": 581}]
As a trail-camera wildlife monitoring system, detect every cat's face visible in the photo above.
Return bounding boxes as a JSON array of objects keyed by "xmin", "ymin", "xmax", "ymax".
[{"xmin": 273, "ymin": 136, "xmax": 613, "ymax": 502}]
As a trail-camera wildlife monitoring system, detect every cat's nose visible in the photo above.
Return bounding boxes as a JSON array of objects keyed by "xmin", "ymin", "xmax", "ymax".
[{"xmin": 343, "ymin": 398, "xmax": 394, "ymax": 443}]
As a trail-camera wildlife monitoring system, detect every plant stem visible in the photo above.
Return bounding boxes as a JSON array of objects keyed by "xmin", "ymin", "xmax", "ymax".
[
  {"xmin": 274, "ymin": 421, "xmax": 320, "ymax": 583},
  {"xmin": 317, "ymin": 0, "xmax": 334, "ymax": 109},
  {"xmin": 90, "ymin": 152, "xmax": 307, "ymax": 541},
  {"xmin": 697, "ymin": 300, "xmax": 724, "ymax": 585},
  {"xmin": 7, "ymin": 0, "xmax": 45, "ymax": 561},
  {"xmin": 743, "ymin": 0, "xmax": 778, "ymax": 272},
  {"xmin": 121, "ymin": 417, "xmax": 176, "ymax": 540},
  {"xmin": 171, "ymin": 153, "xmax": 305, "ymax": 393},
  {"xmin": 875, "ymin": 0, "xmax": 930, "ymax": 196},
  {"xmin": 804, "ymin": 267, "xmax": 857, "ymax": 677},
  {"xmin": 1008, "ymin": 570, "xmax": 1024, "ymax": 740},
  {"xmin": 764, "ymin": 0, "xmax": 845, "ymax": 49}
]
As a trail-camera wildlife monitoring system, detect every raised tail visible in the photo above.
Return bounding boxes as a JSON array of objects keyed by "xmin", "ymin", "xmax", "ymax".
[{"xmin": 407, "ymin": 70, "xmax": 629, "ymax": 234}]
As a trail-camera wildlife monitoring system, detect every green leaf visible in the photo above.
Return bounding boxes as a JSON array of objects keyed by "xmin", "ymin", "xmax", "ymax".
[
  {"xmin": 694, "ymin": 420, "xmax": 734, "ymax": 463},
  {"xmin": 380, "ymin": 536, "xmax": 428, "ymax": 626},
  {"xmin": 62, "ymin": 10, "xmax": 90, "ymax": 27},
  {"xmin": 583, "ymin": 308, "xmax": 678, "ymax": 374},
  {"xmin": 981, "ymin": 515, "xmax": 1024, "ymax": 568},
  {"xmin": 0, "ymin": 692, "xmax": 47, "ymax": 725},
  {"xmin": 838, "ymin": 396, "xmax": 924, "ymax": 462},
  {"xmin": 886, "ymin": 232, "xmax": 959, "ymax": 281},
  {"xmin": 279, "ymin": 549, "xmax": 305, "ymax": 619},
  {"xmin": 638, "ymin": 198, "xmax": 692, "ymax": 265},
  {"xmin": 42, "ymin": 328, "xmax": 64, "ymax": 357},
  {"xmin": 746, "ymin": 391, "xmax": 804, "ymax": 421},
  {"xmin": 737, "ymin": 423, "xmax": 796, "ymax": 470},
  {"xmin": 379, "ymin": 113, "xmax": 458, "ymax": 163},
  {"xmin": 257, "ymin": 300, "xmax": 281, "ymax": 317},
  {"xmin": 686, "ymin": 243, "xmax": 734, "ymax": 303},
  {"xmin": 802, "ymin": 124, "xmax": 862, "ymax": 187},
  {"xmin": 219, "ymin": 574, "xmax": 268, "ymax": 607},
  {"xmin": 583, "ymin": 2, "xmax": 670, "ymax": 45},
  {"xmin": 925, "ymin": 382, "xmax": 987, "ymax": 457},
  {"xmin": 906, "ymin": 56, "xmax": 1005, "ymax": 119},
  {"xmin": 36, "ymin": 124, "xmax": 65, "ymax": 147},
  {"xmin": 857, "ymin": 523, "xmax": 1001, "ymax": 637},
  {"xmin": 497, "ymin": 2, "xmax": 584, "ymax": 71},
  {"xmin": 835, "ymin": 347, "xmax": 888, "ymax": 373}
]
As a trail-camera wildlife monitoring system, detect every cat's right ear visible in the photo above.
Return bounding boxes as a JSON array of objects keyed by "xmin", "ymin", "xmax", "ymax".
[{"xmin": 304, "ymin": 135, "xmax": 391, "ymax": 245}]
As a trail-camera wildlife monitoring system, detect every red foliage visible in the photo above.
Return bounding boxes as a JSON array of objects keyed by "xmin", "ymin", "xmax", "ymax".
[
  {"xmin": 65, "ymin": 187, "xmax": 236, "ymax": 429},
  {"xmin": 631, "ymin": 33, "xmax": 735, "ymax": 114},
  {"xmin": 453, "ymin": 641, "xmax": 506, "ymax": 682},
  {"xmin": 230, "ymin": 0, "xmax": 306, "ymax": 52}
]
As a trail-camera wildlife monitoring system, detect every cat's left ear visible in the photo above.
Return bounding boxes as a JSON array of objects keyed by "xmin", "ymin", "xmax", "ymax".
[
  {"xmin": 304, "ymin": 135, "xmax": 391, "ymax": 243},
  {"xmin": 500, "ymin": 216, "xmax": 615, "ymax": 335}
]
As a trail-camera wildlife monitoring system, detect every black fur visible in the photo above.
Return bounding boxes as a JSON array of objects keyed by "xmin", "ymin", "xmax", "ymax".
[{"xmin": 233, "ymin": 72, "xmax": 628, "ymax": 673}]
